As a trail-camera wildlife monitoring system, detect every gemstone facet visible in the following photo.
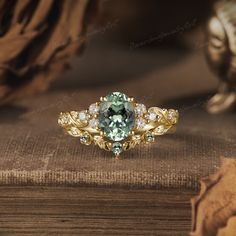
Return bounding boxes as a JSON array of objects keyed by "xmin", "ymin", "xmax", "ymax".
[{"xmin": 98, "ymin": 92, "xmax": 135, "ymax": 142}]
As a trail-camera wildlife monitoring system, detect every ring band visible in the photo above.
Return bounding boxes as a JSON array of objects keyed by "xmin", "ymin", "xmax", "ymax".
[{"xmin": 58, "ymin": 92, "xmax": 179, "ymax": 157}]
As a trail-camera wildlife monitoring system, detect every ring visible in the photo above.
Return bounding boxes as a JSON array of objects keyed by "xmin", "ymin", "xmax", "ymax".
[{"xmin": 58, "ymin": 92, "xmax": 179, "ymax": 157}]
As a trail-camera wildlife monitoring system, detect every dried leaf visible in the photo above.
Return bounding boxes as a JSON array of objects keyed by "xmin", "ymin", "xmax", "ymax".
[
  {"xmin": 217, "ymin": 217, "xmax": 236, "ymax": 236},
  {"xmin": 191, "ymin": 158, "xmax": 236, "ymax": 236},
  {"xmin": 0, "ymin": 0, "xmax": 99, "ymax": 105}
]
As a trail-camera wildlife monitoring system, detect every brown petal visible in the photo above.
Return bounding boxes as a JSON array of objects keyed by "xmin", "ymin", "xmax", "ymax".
[
  {"xmin": 217, "ymin": 217, "xmax": 236, "ymax": 236},
  {"xmin": 191, "ymin": 158, "xmax": 236, "ymax": 236}
]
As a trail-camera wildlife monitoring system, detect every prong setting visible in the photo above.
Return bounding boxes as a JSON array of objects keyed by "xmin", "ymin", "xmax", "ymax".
[{"xmin": 128, "ymin": 97, "xmax": 134, "ymax": 102}]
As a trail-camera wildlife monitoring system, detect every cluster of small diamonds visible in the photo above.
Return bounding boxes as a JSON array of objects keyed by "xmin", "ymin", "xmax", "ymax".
[
  {"xmin": 73, "ymin": 103, "xmax": 100, "ymax": 129},
  {"xmin": 134, "ymin": 104, "xmax": 164, "ymax": 129},
  {"xmin": 58, "ymin": 103, "xmax": 100, "ymax": 145},
  {"xmin": 88, "ymin": 103, "xmax": 100, "ymax": 130},
  {"xmin": 135, "ymin": 103, "xmax": 147, "ymax": 130},
  {"xmin": 134, "ymin": 104, "xmax": 157, "ymax": 143},
  {"xmin": 134, "ymin": 105, "xmax": 179, "ymax": 142},
  {"xmin": 77, "ymin": 103, "xmax": 100, "ymax": 145}
]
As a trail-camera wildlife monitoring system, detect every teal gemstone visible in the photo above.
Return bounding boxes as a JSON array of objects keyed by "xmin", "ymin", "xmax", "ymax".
[
  {"xmin": 145, "ymin": 132, "xmax": 155, "ymax": 143},
  {"xmin": 99, "ymin": 92, "xmax": 135, "ymax": 141},
  {"xmin": 112, "ymin": 142, "xmax": 123, "ymax": 156}
]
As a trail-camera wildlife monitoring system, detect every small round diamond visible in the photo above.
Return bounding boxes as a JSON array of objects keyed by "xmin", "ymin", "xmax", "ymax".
[
  {"xmin": 147, "ymin": 112, "xmax": 157, "ymax": 121},
  {"xmin": 136, "ymin": 118, "xmax": 146, "ymax": 129},
  {"xmin": 135, "ymin": 104, "xmax": 147, "ymax": 116},
  {"xmin": 79, "ymin": 111, "xmax": 88, "ymax": 122},
  {"xmin": 89, "ymin": 118, "xmax": 99, "ymax": 129},
  {"xmin": 112, "ymin": 142, "xmax": 123, "ymax": 156},
  {"xmin": 89, "ymin": 103, "xmax": 99, "ymax": 115},
  {"xmin": 153, "ymin": 125, "xmax": 166, "ymax": 135}
]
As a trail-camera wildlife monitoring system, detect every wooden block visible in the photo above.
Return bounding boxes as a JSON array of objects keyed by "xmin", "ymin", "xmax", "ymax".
[{"xmin": 0, "ymin": 186, "xmax": 195, "ymax": 235}]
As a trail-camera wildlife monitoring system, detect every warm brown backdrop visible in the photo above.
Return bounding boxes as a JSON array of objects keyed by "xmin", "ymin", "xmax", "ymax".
[
  {"xmin": 0, "ymin": 2, "xmax": 235, "ymax": 234},
  {"xmin": 0, "ymin": 34, "xmax": 235, "ymax": 190}
]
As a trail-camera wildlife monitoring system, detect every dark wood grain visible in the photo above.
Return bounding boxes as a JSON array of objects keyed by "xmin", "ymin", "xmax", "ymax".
[{"xmin": 0, "ymin": 187, "xmax": 195, "ymax": 235}]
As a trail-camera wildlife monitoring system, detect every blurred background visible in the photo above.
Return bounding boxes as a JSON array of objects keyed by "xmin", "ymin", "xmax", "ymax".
[
  {"xmin": 62, "ymin": 0, "xmax": 213, "ymax": 85},
  {"xmin": 0, "ymin": 0, "xmax": 217, "ymax": 107}
]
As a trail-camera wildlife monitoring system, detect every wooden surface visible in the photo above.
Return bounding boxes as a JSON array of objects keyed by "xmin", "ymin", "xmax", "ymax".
[{"xmin": 0, "ymin": 186, "xmax": 195, "ymax": 236}]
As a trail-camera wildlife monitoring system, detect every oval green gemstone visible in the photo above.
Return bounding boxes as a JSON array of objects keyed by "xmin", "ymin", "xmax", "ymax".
[{"xmin": 98, "ymin": 92, "xmax": 135, "ymax": 141}]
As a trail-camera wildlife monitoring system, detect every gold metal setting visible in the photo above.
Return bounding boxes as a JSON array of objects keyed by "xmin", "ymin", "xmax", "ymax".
[{"xmin": 58, "ymin": 93, "xmax": 179, "ymax": 157}]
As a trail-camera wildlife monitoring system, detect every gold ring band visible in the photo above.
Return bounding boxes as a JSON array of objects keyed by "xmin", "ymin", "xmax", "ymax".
[{"xmin": 58, "ymin": 92, "xmax": 179, "ymax": 157}]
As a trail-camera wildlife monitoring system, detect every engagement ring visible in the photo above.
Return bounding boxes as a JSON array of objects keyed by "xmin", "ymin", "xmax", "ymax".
[{"xmin": 58, "ymin": 92, "xmax": 179, "ymax": 157}]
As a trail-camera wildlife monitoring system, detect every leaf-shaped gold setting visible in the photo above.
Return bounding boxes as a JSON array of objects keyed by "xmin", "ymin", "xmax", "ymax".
[{"xmin": 58, "ymin": 99, "xmax": 179, "ymax": 157}]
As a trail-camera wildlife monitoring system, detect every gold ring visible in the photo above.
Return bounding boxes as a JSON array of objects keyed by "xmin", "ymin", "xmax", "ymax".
[{"xmin": 58, "ymin": 92, "xmax": 179, "ymax": 157}]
